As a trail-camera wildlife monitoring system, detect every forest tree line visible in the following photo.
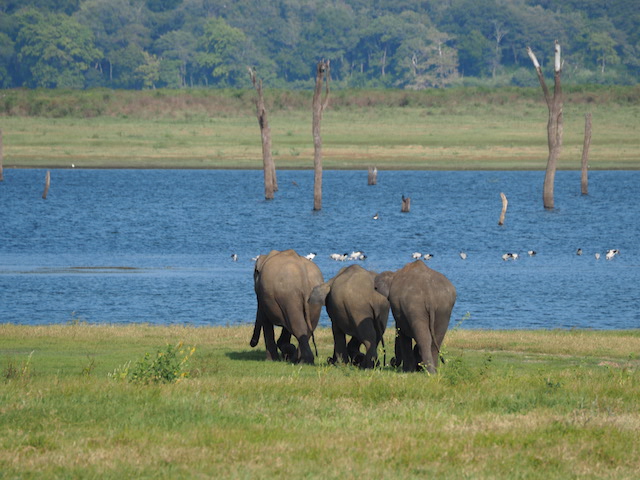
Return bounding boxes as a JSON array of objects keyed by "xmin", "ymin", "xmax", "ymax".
[{"xmin": 0, "ymin": 0, "xmax": 638, "ymax": 90}]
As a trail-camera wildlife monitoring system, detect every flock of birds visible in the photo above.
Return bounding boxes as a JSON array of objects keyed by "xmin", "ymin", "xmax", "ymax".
[{"xmin": 230, "ymin": 248, "xmax": 621, "ymax": 263}]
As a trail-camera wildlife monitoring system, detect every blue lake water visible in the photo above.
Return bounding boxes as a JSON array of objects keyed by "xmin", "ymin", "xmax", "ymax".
[{"xmin": 1, "ymin": 169, "xmax": 639, "ymax": 330}]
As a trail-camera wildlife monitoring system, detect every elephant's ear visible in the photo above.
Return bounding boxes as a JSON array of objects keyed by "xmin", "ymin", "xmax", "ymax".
[
  {"xmin": 309, "ymin": 283, "xmax": 330, "ymax": 306},
  {"xmin": 255, "ymin": 250, "xmax": 278, "ymax": 274},
  {"xmin": 374, "ymin": 271, "xmax": 395, "ymax": 299}
]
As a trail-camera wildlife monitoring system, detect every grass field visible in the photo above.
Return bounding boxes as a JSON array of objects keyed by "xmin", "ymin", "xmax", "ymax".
[
  {"xmin": 2, "ymin": 324, "xmax": 639, "ymax": 479},
  {"xmin": 1, "ymin": 87, "xmax": 639, "ymax": 170}
]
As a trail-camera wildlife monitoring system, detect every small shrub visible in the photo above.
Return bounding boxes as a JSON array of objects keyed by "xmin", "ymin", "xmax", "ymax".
[
  {"xmin": 80, "ymin": 356, "xmax": 97, "ymax": 377},
  {"xmin": 109, "ymin": 342, "xmax": 195, "ymax": 384},
  {"xmin": 3, "ymin": 351, "xmax": 35, "ymax": 381}
]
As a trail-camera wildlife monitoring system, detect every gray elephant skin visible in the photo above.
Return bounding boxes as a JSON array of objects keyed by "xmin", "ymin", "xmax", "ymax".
[
  {"xmin": 310, "ymin": 264, "xmax": 390, "ymax": 368},
  {"xmin": 374, "ymin": 260, "xmax": 456, "ymax": 373},
  {"xmin": 250, "ymin": 249, "xmax": 324, "ymax": 364}
]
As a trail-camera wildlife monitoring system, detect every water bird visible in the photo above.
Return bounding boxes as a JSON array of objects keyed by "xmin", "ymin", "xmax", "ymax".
[
  {"xmin": 423, "ymin": 254, "xmax": 433, "ymax": 260},
  {"xmin": 595, "ymin": 253, "xmax": 601, "ymax": 260},
  {"xmin": 459, "ymin": 252, "xmax": 467, "ymax": 260},
  {"xmin": 605, "ymin": 249, "xmax": 620, "ymax": 260},
  {"xmin": 502, "ymin": 253, "xmax": 518, "ymax": 261},
  {"xmin": 576, "ymin": 248, "xmax": 583, "ymax": 256},
  {"xmin": 412, "ymin": 252, "xmax": 422, "ymax": 259},
  {"xmin": 231, "ymin": 254, "xmax": 238, "ymax": 262},
  {"xmin": 372, "ymin": 213, "xmax": 379, "ymax": 220},
  {"xmin": 349, "ymin": 251, "xmax": 366, "ymax": 261},
  {"xmin": 330, "ymin": 253, "xmax": 348, "ymax": 261},
  {"xmin": 527, "ymin": 250, "xmax": 537, "ymax": 257},
  {"xmin": 305, "ymin": 253, "xmax": 317, "ymax": 260}
]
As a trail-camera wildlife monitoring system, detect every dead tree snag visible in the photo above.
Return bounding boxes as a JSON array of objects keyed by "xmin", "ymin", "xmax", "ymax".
[
  {"xmin": 0, "ymin": 129, "xmax": 4, "ymax": 182},
  {"xmin": 312, "ymin": 60, "xmax": 330, "ymax": 211},
  {"xmin": 249, "ymin": 68, "xmax": 277, "ymax": 199},
  {"xmin": 527, "ymin": 41, "xmax": 563, "ymax": 210},
  {"xmin": 581, "ymin": 113, "xmax": 592, "ymax": 195}
]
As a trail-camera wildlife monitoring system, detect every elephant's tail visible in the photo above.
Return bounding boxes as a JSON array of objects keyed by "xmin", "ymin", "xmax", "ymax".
[
  {"xmin": 311, "ymin": 330, "xmax": 318, "ymax": 357},
  {"xmin": 373, "ymin": 314, "xmax": 386, "ymax": 367},
  {"xmin": 428, "ymin": 305, "xmax": 441, "ymax": 358},
  {"xmin": 303, "ymin": 296, "xmax": 318, "ymax": 358},
  {"xmin": 250, "ymin": 310, "xmax": 263, "ymax": 348}
]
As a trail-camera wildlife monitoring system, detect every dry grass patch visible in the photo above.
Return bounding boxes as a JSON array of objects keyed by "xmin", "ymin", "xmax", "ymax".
[{"xmin": 447, "ymin": 329, "xmax": 640, "ymax": 360}]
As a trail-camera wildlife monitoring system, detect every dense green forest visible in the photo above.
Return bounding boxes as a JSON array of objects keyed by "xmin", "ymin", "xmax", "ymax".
[{"xmin": 0, "ymin": 0, "xmax": 638, "ymax": 90}]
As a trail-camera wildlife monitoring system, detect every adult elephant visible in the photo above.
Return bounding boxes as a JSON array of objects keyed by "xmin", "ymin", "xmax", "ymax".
[
  {"xmin": 374, "ymin": 260, "xmax": 456, "ymax": 373},
  {"xmin": 310, "ymin": 264, "xmax": 390, "ymax": 368},
  {"xmin": 250, "ymin": 249, "xmax": 324, "ymax": 364}
]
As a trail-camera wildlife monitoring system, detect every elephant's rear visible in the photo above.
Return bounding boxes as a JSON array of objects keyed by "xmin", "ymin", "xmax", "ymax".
[{"xmin": 252, "ymin": 250, "xmax": 324, "ymax": 363}]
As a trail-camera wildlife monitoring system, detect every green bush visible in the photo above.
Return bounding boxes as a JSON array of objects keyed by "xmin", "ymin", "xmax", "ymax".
[{"xmin": 109, "ymin": 342, "xmax": 195, "ymax": 384}]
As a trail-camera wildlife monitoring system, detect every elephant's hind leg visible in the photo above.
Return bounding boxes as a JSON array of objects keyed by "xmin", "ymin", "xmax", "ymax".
[
  {"xmin": 357, "ymin": 321, "xmax": 378, "ymax": 369},
  {"xmin": 398, "ymin": 330, "xmax": 415, "ymax": 372},
  {"xmin": 277, "ymin": 329, "xmax": 296, "ymax": 361},
  {"xmin": 413, "ymin": 327, "xmax": 437, "ymax": 374},
  {"xmin": 331, "ymin": 324, "xmax": 350, "ymax": 365},
  {"xmin": 262, "ymin": 318, "xmax": 280, "ymax": 361}
]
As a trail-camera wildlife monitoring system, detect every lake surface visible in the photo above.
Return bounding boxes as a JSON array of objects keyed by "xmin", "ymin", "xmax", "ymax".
[{"xmin": 1, "ymin": 169, "xmax": 639, "ymax": 330}]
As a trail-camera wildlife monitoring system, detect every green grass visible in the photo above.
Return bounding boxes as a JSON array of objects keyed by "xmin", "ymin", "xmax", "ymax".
[
  {"xmin": 1, "ymin": 324, "xmax": 639, "ymax": 479},
  {"xmin": 1, "ymin": 87, "xmax": 639, "ymax": 170}
]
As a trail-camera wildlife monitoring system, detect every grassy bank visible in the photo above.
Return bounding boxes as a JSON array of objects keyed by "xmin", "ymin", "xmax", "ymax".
[
  {"xmin": 2, "ymin": 324, "xmax": 639, "ymax": 479},
  {"xmin": 1, "ymin": 87, "xmax": 638, "ymax": 169}
]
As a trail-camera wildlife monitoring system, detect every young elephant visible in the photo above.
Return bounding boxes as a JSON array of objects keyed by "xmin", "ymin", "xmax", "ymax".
[
  {"xmin": 251, "ymin": 249, "xmax": 324, "ymax": 364},
  {"xmin": 310, "ymin": 264, "xmax": 390, "ymax": 368},
  {"xmin": 375, "ymin": 260, "xmax": 456, "ymax": 373}
]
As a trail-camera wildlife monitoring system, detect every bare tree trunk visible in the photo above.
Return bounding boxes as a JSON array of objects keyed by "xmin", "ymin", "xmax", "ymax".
[
  {"xmin": 42, "ymin": 171, "xmax": 50, "ymax": 199},
  {"xmin": 249, "ymin": 68, "xmax": 277, "ymax": 200},
  {"xmin": 401, "ymin": 195, "xmax": 411, "ymax": 213},
  {"xmin": 498, "ymin": 192, "xmax": 508, "ymax": 225},
  {"xmin": 312, "ymin": 60, "xmax": 330, "ymax": 211},
  {"xmin": 0, "ymin": 129, "xmax": 4, "ymax": 182},
  {"xmin": 527, "ymin": 41, "xmax": 563, "ymax": 210},
  {"xmin": 581, "ymin": 113, "xmax": 592, "ymax": 195},
  {"xmin": 368, "ymin": 166, "xmax": 377, "ymax": 185}
]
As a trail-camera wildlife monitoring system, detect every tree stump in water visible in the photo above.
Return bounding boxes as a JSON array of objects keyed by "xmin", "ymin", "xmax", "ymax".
[
  {"xmin": 368, "ymin": 166, "xmax": 377, "ymax": 185},
  {"xmin": 42, "ymin": 171, "xmax": 50, "ymax": 199},
  {"xmin": 401, "ymin": 195, "xmax": 411, "ymax": 213},
  {"xmin": 498, "ymin": 192, "xmax": 508, "ymax": 225}
]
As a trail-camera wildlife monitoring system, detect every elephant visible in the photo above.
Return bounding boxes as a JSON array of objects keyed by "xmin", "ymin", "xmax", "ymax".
[
  {"xmin": 374, "ymin": 260, "xmax": 456, "ymax": 373},
  {"xmin": 310, "ymin": 264, "xmax": 390, "ymax": 368},
  {"xmin": 250, "ymin": 249, "xmax": 324, "ymax": 364}
]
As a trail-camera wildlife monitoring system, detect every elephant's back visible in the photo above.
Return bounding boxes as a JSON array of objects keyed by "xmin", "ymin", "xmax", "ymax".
[{"xmin": 390, "ymin": 262, "xmax": 456, "ymax": 309}]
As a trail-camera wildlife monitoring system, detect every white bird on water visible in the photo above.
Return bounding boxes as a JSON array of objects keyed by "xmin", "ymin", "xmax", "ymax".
[
  {"xmin": 459, "ymin": 252, "xmax": 467, "ymax": 260},
  {"xmin": 423, "ymin": 253, "xmax": 433, "ymax": 260},
  {"xmin": 330, "ymin": 253, "xmax": 348, "ymax": 261},
  {"xmin": 349, "ymin": 251, "xmax": 366, "ymax": 261},
  {"xmin": 231, "ymin": 254, "xmax": 238, "ymax": 262},
  {"xmin": 605, "ymin": 249, "xmax": 620, "ymax": 260},
  {"xmin": 372, "ymin": 213, "xmax": 379, "ymax": 220},
  {"xmin": 305, "ymin": 252, "xmax": 317, "ymax": 260},
  {"xmin": 528, "ymin": 250, "xmax": 537, "ymax": 257},
  {"xmin": 412, "ymin": 252, "xmax": 422, "ymax": 259}
]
